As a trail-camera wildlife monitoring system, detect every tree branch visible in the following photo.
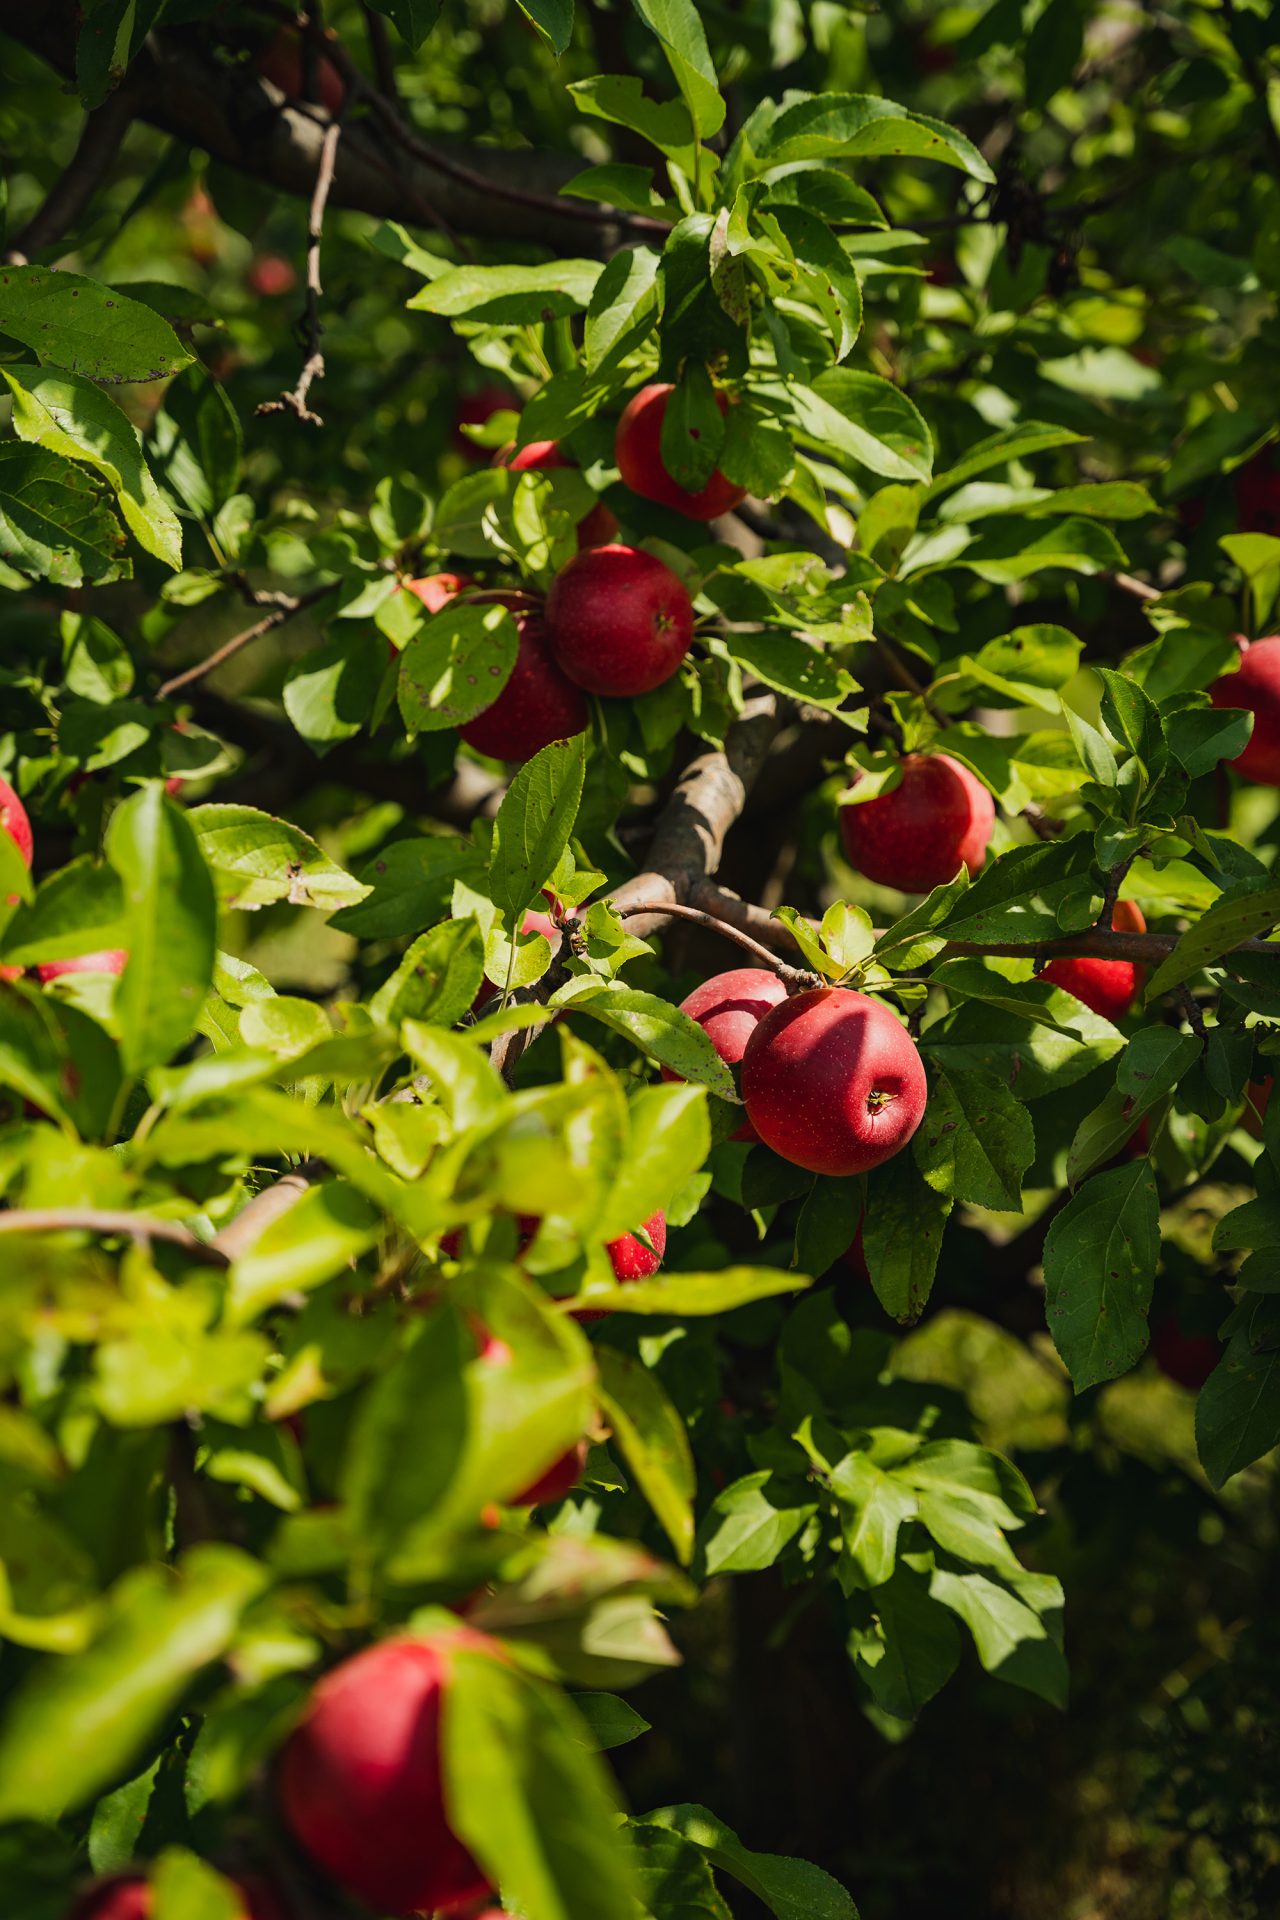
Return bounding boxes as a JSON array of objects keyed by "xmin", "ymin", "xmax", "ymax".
[
  {"xmin": 155, "ymin": 583, "xmax": 338, "ymax": 701},
  {"xmin": 612, "ymin": 899, "xmax": 819, "ymax": 990},
  {"xmin": 0, "ymin": 1209, "xmax": 229, "ymax": 1266},
  {"xmin": 212, "ymin": 1164, "xmax": 320, "ymax": 1260},
  {"xmin": 3, "ymin": 84, "xmax": 138, "ymax": 263},
  {"xmin": 257, "ymin": 110, "xmax": 344, "ymax": 426}
]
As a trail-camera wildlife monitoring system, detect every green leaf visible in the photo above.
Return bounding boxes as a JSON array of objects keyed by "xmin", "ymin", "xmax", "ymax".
[
  {"xmin": 0, "ymin": 857, "xmax": 126, "ymax": 967},
  {"xmin": 1043, "ymin": 1161, "xmax": 1160, "ymax": 1390},
  {"xmin": 697, "ymin": 1471, "xmax": 818, "ymax": 1576},
  {"xmin": 565, "ymin": 1264, "xmax": 812, "ymax": 1317},
  {"xmin": 105, "ymin": 787, "xmax": 216, "ymax": 1074},
  {"xmin": 570, "ymin": 1692, "xmax": 652, "ymax": 1750},
  {"xmin": 0, "ymin": 265, "xmax": 191, "ymax": 383},
  {"xmin": 4, "ymin": 365, "xmax": 181, "ymax": 569},
  {"xmin": 1195, "ymin": 1307, "xmax": 1280, "ymax": 1488},
  {"xmin": 788, "ymin": 371, "xmax": 932, "ymax": 483},
  {"xmin": 403, "ymin": 1022, "xmax": 507, "ymax": 1129},
  {"xmin": 340, "ymin": 1307, "xmax": 471, "ymax": 1546},
  {"xmin": 755, "ymin": 92, "xmax": 993, "ymax": 182},
  {"xmin": 925, "ymin": 422, "xmax": 1086, "ymax": 498},
  {"xmin": 0, "ymin": 442, "xmax": 126, "ymax": 586},
  {"xmin": 282, "ymin": 631, "xmax": 383, "ymax": 749},
  {"xmin": 601, "ymin": 1083, "xmax": 709, "ymax": 1242},
  {"xmin": 188, "ymin": 804, "xmax": 370, "ymax": 912},
  {"xmin": 1067, "ymin": 1027, "xmax": 1201, "ymax": 1186},
  {"xmin": 227, "ymin": 1182, "xmax": 383, "ymax": 1326},
  {"xmin": 848, "ymin": 1564, "xmax": 960, "ymax": 1721},
  {"xmin": 929, "ymin": 1565, "xmax": 1067, "ymax": 1707},
  {"xmin": 794, "ymin": 1173, "xmax": 864, "ymax": 1276},
  {"xmin": 367, "ymin": 0, "xmax": 442, "ymax": 47},
  {"xmin": 489, "ymin": 736, "xmax": 588, "ymax": 923},
  {"xmin": 88, "ymin": 1760, "xmax": 161, "ymax": 1874},
  {"xmin": 559, "ymin": 983, "xmax": 739, "ymax": 1099},
  {"xmin": 1145, "ymin": 876, "xmax": 1280, "ymax": 1001},
  {"xmin": 632, "ymin": 0, "xmax": 726, "ymax": 139},
  {"xmin": 644, "ymin": 1805, "xmax": 858, "ymax": 1920},
  {"xmin": 830, "ymin": 1451, "xmax": 917, "ymax": 1588},
  {"xmin": 595, "ymin": 1345, "xmax": 696, "ymax": 1562},
  {"xmin": 719, "ymin": 630, "xmax": 855, "ymax": 709},
  {"xmin": 369, "ymin": 916, "xmax": 485, "ymax": 1028},
  {"xmin": 149, "ymin": 1848, "xmax": 246, "ymax": 1920},
  {"xmin": 514, "ymin": 0, "xmax": 574, "ymax": 54},
  {"xmin": 569, "ymin": 75, "xmax": 698, "ymax": 169},
  {"xmin": 444, "ymin": 1642, "xmax": 639, "ymax": 1920},
  {"xmin": 862, "ymin": 1151, "xmax": 951, "ymax": 1322},
  {"xmin": 660, "ymin": 362, "xmax": 726, "ymax": 491},
  {"xmin": 0, "ymin": 1546, "xmax": 266, "ymax": 1822},
  {"xmin": 911, "ymin": 1067, "xmax": 1034, "ymax": 1211},
  {"xmin": 584, "ymin": 247, "xmax": 662, "ymax": 374},
  {"xmin": 76, "ymin": 0, "xmax": 164, "ymax": 108},
  {"xmin": 630, "ymin": 1824, "xmax": 733, "ymax": 1919},
  {"xmin": 950, "ymin": 517, "xmax": 1127, "ymax": 583},
  {"xmin": 152, "ymin": 366, "xmax": 242, "ymax": 521},
  {"xmin": 399, "ymin": 603, "xmax": 521, "ymax": 735},
  {"xmin": 769, "ymin": 205, "xmax": 863, "ymax": 362},
  {"xmin": 410, "ymin": 260, "xmax": 603, "ymax": 321}
]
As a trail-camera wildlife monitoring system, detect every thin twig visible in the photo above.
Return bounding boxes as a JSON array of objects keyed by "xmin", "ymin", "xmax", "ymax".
[
  {"xmin": 1112, "ymin": 570, "xmax": 1161, "ymax": 603},
  {"xmin": 0, "ymin": 1209, "xmax": 229, "ymax": 1266},
  {"xmin": 212, "ymin": 1164, "xmax": 321, "ymax": 1261},
  {"xmin": 613, "ymin": 899, "xmax": 820, "ymax": 991},
  {"xmin": 3, "ymin": 87, "xmax": 138, "ymax": 263},
  {"xmin": 258, "ymin": 110, "xmax": 345, "ymax": 426},
  {"xmin": 155, "ymin": 583, "xmax": 338, "ymax": 701}
]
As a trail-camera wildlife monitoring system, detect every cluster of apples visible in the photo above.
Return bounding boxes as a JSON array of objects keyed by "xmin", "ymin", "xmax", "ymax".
[
  {"xmin": 0, "ymin": 777, "xmax": 126, "ymax": 986},
  {"xmin": 71, "ymin": 1629, "xmax": 518, "ymax": 1920},
  {"xmin": 406, "ymin": 383, "xmax": 748, "ymax": 764}
]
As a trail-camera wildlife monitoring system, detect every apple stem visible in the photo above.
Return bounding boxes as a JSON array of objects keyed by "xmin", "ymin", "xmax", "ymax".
[{"xmin": 612, "ymin": 898, "xmax": 821, "ymax": 992}]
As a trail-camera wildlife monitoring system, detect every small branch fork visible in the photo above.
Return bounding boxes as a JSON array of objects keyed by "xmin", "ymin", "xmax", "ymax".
[{"xmin": 257, "ymin": 107, "xmax": 345, "ymax": 426}]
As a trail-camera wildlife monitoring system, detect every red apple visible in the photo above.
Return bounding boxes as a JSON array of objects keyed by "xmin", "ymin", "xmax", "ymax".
[
  {"xmin": 405, "ymin": 572, "xmax": 475, "ymax": 615},
  {"xmin": 605, "ymin": 1210, "xmax": 667, "ymax": 1280},
  {"xmin": 545, "ymin": 545, "xmax": 694, "ymax": 696},
  {"xmin": 661, "ymin": 968, "xmax": 789, "ymax": 1141},
  {"xmin": 1209, "ymin": 635, "xmax": 1280, "ymax": 783},
  {"xmin": 740, "ymin": 987, "xmax": 927, "ymax": 1176},
  {"xmin": 279, "ymin": 1632, "xmax": 498, "ymax": 1916},
  {"xmin": 256, "ymin": 27, "xmax": 346, "ymax": 115},
  {"xmin": 35, "ymin": 950, "xmax": 127, "ymax": 983},
  {"xmin": 459, "ymin": 614, "xmax": 588, "ymax": 762},
  {"xmin": 498, "ymin": 441, "xmax": 619, "ymax": 549},
  {"xmin": 1244, "ymin": 1075, "xmax": 1272, "ymax": 1139},
  {"xmin": 1041, "ymin": 898, "xmax": 1146, "ymax": 1024},
  {"xmin": 246, "ymin": 253, "xmax": 298, "ymax": 298},
  {"xmin": 615, "ymin": 383, "xmax": 747, "ymax": 522},
  {"xmin": 839, "ymin": 754, "xmax": 995, "ymax": 893},
  {"xmin": 1149, "ymin": 1315, "xmax": 1220, "ymax": 1390},
  {"xmin": 0, "ymin": 773, "xmax": 33, "ymax": 869}
]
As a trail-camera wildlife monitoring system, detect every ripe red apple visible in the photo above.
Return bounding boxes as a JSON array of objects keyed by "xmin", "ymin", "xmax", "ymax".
[
  {"xmin": 0, "ymin": 773, "xmax": 33, "ymax": 869},
  {"xmin": 615, "ymin": 383, "xmax": 747, "ymax": 522},
  {"xmin": 545, "ymin": 545, "xmax": 694, "ymax": 696},
  {"xmin": 1209, "ymin": 636, "xmax": 1280, "ymax": 783},
  {"xmin": 279, "ymin": 1632, "xmax": 497, "ymax": 1916},
  {"xmin": 740, "ymin": 987, "xmax": 928, "ymax": 1176},
  {"xmin": 35, "ymin": 950, "xmax": 127, "ymax": 983},
  {"xmin": 1041, "ymin": 898, "xmax": 1146, "ymax": 1023},
  {"xmin": 255, "ymin": 27, "xmax": 346, "ymax": 114},
  {"xmin": 246, "ymin": 253, "xmax": 298, "ymax": 298},
  {"xmin": 1149, "ymin": 1315, "xmax": 1220, "ymax": 1390},
  {"xmin": 661, "ymin": 968, "xmax": 789, "ymax": 1141},
  {"xmin": 405, "ymin": 571, "xmax": 475, "ymax": 615},
  {"xmin": 839, "ymin": 754, "xmax": 995, "ymax": 893},
  {"xmin": 605, "ymin": 1210, "xmax": 666, "ymax": 1280},
  {"xmin": 1235, "ymin": 449, "xmax": 1280, "ymax": 538},
  {"xmin": 459, "ymin": 614, "xmax": 588, "ymax": 762},
  {"xmin": 498, "ymin": 440, "xmax": 619, "ymax": 549}
]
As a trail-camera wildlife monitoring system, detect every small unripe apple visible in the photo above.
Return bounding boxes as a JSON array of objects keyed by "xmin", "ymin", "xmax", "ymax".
[
  {"xmin": 1041, "ymin": 899, "xmax": 1145, "ymax": 1023},
  {"xmin": 1149, "ymin": 1315, "xmax": 1220, "ymax": 1390},
  {"xmin": 662, "ymin": 968, "xmax": 789, "ymax": 1141},
  {"xmin": 498, "ymin": 440, "xmax": 619, "ymax": 549},
  {"xmin": 255, "ymin": 27, "xmax": 346, "ymax": 114},
  {"xmin": 246, "ymin": 253, "xmax": 298, "ymax": 298},
  {"xmin": 0, "ymin": 773, "xmax": 33, "ymax": 869},
  {"xmin": 545, "ymin": 545, "xmax": 694, "ymax": 696},
  {"xmin": 459, "ymin": 614, "xmax": 588, "ymax": 762},
  {"xmin": 741, "ymin": 987, "xmax": 927, "ymax": 1176},
  {"xmin": 615, "ymin": 383, "xmax": 747, "ymax": 522},
  {"xmin": 839, "ymin": 754, "xmax": 995, "ymax": 893},
  {"xmin": 279, "ymin": 1632, "xmax": 497, "ymax": 1916},
  {"xmin": 35, "ymin": 950, "xmax": 127, "ymax": 983},
  {"xmin": 1209, "ymin": 636, "xmax": 1280, "ymax": 783}
]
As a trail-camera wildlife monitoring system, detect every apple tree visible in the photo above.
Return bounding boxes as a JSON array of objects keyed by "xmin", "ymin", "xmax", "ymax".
[{"xmin": 1, "ymin": 0, "xmax": 1280, "ymax": 1914}]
